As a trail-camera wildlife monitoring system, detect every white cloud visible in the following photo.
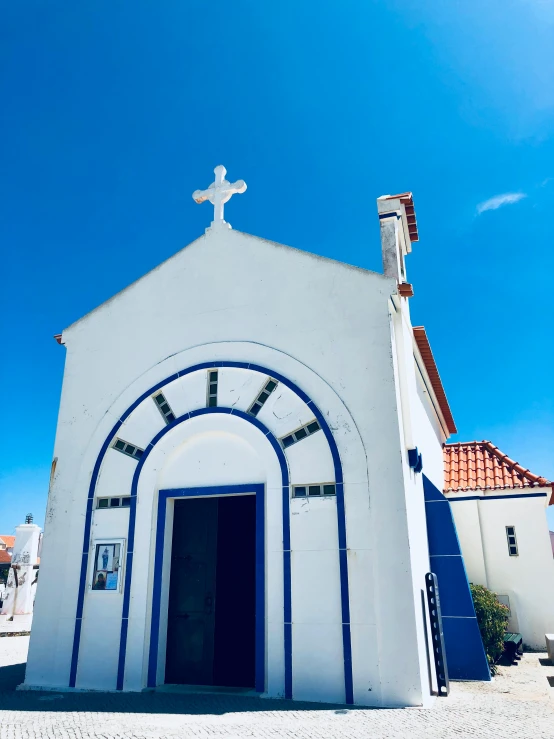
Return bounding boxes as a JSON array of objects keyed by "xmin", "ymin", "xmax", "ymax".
[{"xmin": 476, "ymin": 192, "xmax": 527, "ymax": 214}]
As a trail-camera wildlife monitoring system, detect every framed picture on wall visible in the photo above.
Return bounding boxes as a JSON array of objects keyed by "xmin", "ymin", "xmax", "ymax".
[{"xmin": 90, "ymin": 539, "xmax": 125, "ymax": 592}]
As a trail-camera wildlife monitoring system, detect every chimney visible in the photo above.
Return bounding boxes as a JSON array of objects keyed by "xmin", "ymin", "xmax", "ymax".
[{"xmin": 376, "ymin": 192, "xmax": 419, "ymax": 287}]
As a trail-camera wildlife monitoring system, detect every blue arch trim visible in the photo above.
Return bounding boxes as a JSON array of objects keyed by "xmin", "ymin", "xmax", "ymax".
[
  {"xmin": 69, "ymin": 361, "xmax": 352, "ymax": 704},
  {"xmin": 423, "ymin": 474, "xmax": 491, "ymax": 681}
]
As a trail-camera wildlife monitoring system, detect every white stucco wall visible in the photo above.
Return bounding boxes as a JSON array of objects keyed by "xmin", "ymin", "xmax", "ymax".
[
  {"xmin": 449, "ymin": 489, "xmax": 554, "ymax": 648},
  {"xmin": 26, "ymin": 226, "xmax": 438, "ymax": 706}
]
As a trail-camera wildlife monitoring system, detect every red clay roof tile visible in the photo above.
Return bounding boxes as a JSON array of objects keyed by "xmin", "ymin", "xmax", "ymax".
[
  {"xmin": 0, "ymin": 536, "xmax": 15, "ymax": 549},
  {"xmin": 413, "ymin": 327, "xmax": 457, "ymax": 435},
  {"xmin": 444, "ymin": 440, "xmax": 553, "ymax": 503},
  {"xmin": 0, "ymin": 549, "xmax": 11, "ymax": 564}
]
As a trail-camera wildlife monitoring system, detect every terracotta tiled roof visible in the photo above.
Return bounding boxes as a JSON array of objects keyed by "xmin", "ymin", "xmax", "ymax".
[
  {"xmin": 380, "ymin": 192, "xmax": 419, "ymax": 242},
  {"xmin": 444, "ymin": 440, "xmax": 554, "ymax": 504},
  {"xmin": 0, "ymin": 536, "xmax": 15, "ymax": 549},
  {"xmin": 413, "ymin": 327, "xmax": 457, "ymax": 435},
  {"xmin": 0, "ymin": 550, "xmax": 11, "ymax": 564}
]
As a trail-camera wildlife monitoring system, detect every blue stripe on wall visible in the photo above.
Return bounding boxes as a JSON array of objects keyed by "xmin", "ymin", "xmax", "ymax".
[
  {"xmin": 255, "ymin": 487, "xmax": 265, "ymax": 694},
  {"xmin": 70, "ymin": 361, "xmax": 351, "ymax": 703},
  {"xmin": 447, "ymin": 492, "xmax": 547, "ymax": 502},
  {"xmin": 146, "ymin": 493, "xmax": 167, "ymax": 688},
  {"xmin": 423, "ymin": 475, "xmax": 491, "ymax": 681}
]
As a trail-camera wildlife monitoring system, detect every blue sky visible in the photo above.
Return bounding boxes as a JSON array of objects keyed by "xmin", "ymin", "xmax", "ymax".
[{"xmin": 1, "ymin": 1, "xmax": 553, "ymax": 533}]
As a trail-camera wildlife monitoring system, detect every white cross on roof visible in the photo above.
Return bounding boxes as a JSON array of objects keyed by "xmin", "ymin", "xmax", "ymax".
[{"xmin": 192, "ymin": 165, "xmax": 247, "ymax": 230}]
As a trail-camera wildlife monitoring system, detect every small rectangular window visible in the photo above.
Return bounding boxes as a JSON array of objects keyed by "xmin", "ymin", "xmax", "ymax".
[
  {"xmin": 96, "ymin": 497, "xmax": 132, "ymax": 509},
  {"xmin": 506, "ymin": 526, "xmax": 518, "ymax": 556},
  {"xmin": 293, "ymin": 484, "xmax": 336, "ymax": 498},
  {"xmin": 111, "ymin": 438, "xmax": 145, "ymax": 460},
  {"xmin": 207, "ymin": 370, "xmax": 218, "ymax": 407},
  {"xmin": 248, "ymin": 378, "xmax": 279, "ymax": 417},
  {"xmin": 153, "ymin": 392, "xmax": 176, "ymax": 425},
  {"xmin": 279, "ymin": 419, "xmax": 321, "ymax": 449}
]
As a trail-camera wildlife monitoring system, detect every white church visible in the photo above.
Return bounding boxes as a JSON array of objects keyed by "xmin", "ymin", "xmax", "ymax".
[{"xmin": 23, "ymin": 166, "xmax": 554, "ymax": 706}]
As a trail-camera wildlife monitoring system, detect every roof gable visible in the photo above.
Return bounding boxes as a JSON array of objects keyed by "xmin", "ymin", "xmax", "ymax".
[{"xmin": 60, "ymin": 228, "xmax": 388, "ymax": 338}]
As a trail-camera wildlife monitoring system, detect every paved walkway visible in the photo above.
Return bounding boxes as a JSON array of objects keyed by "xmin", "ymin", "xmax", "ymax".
[
  {"xmin": 0, "ymin": 613, "xmax": 32, "ymax": 635},
  {"xmin": 1, "ymin": 637, "xmax": 554, "ymax": 738}
]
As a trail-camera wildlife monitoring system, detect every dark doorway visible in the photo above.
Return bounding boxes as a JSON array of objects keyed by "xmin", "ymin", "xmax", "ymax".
[{"xmin": 165, "ymin": 495, "xmax": 256, "ymax": 688}]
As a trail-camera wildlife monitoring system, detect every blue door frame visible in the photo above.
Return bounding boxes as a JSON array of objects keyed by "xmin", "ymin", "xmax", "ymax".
[{"xmin": 147, "ymin": 484, "xmax": 266, "ymax": 692}]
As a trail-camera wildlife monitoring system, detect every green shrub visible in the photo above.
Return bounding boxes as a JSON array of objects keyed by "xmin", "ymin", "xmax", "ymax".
[{"xmin": 470, "ymin": 584, "xmax": 509, "ymax": 673}]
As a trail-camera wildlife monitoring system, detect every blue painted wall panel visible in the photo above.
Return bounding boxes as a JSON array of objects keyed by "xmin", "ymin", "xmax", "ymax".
[
  {"xmin": 423, "ymin": 475, "xmax": 490, "ymax": 681},
  {"xmin": 441, "ymin": 618, "xmax": 492, "ymax": 681},
  {"xmin": 429, "ymin": 556, "xmax": 479, "ymax": 617},
  {"xmin": 426, "ymin": 502, "xmax": 462, "ymax": 556}
]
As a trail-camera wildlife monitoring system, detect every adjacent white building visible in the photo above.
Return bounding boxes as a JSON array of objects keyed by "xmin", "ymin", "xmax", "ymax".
[
  {"xmin": 0, "ymin": 521, "xmax": 41, "ymax": 622},
  {"xmin": 444, "ymin": 440, "xmax": 554, "ymax": 649},
  {"xmin": 24, "ymin": 168, "xmax": 489, "ymax": 705}
]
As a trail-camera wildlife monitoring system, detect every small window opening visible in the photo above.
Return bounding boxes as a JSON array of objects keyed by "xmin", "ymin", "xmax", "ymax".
[
  {"xmin": 207, "ymin": 370, "xmax": 218, "ymax": 407},
  {"xmin": 280, "ymin": 419, "xmax": 321, "ymax": 449},
  {"xmin": 112, "ymin": 438, "xmax": 144, "ymax": 460},
  {"xmin": 506, "ymin": 526, "xmax": 518, "ymax": 556},
  {"xmin": 153, "ymin": 392, "xmax": 176, "ymax": 424},
  {"xmin": 293, "ymin": 484, "xmax": 336, "ymax": 498},
  {"xmin": 248, "ymin": 378, "xmax": 278, "ymax": 417},
  {"xmin": 97, "ymin": 497, "xmax": 132, "ymax": 509}
]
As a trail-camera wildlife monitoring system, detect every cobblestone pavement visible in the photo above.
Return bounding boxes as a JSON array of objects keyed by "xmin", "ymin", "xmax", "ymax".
[
  {"xmin": 2, "ymin": 637, "xmax": 554, "ymax": 738},
  {"xmin": 0, "ymin": 613, "xmax": 32, "ymax": 634}
]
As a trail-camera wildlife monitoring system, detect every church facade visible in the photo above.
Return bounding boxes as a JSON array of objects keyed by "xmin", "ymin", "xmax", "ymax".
[{"xmin": 25, "ymin": 170, "xmax": 488, "ymax": 706}]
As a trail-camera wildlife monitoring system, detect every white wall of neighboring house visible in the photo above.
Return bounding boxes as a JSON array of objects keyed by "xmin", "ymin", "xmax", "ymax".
[
  {"xmin": 449, "ymin": 489, "xmax": 554, "ymax": 648},
  {"xmin": 25, "ymin": 224, "xmax": 440, "ymax": 707}
]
